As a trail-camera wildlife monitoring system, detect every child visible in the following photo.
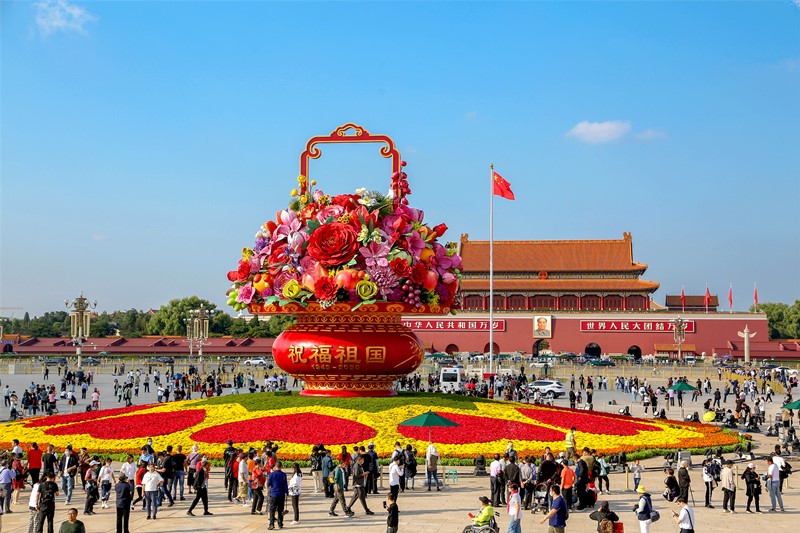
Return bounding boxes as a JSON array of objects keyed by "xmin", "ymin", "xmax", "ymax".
[
  {"xmin": 386, "ymin": 492, "xmax": 399, "ymax": 533},
  {"xmin": 631, "ymin": 460, "xmax": 643, "ymax": 491}
]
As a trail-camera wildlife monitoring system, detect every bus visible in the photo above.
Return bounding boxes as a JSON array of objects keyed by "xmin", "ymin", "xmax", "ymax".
[{"xmin": 440, "ymin": 366, "xmax": 466, "ymax": 393}]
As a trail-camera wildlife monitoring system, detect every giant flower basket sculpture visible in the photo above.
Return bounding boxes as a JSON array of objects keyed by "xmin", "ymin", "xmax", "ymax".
[{"xmin": 226, "ymin": 124, "xmax": 463, "ymax": 396}]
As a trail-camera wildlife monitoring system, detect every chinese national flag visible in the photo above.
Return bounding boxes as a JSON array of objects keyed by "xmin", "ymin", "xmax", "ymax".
[
  {"xmin": 492, "ymin": 171, "xmax": 515, "ymax": 200},
  {"xmin": 754, "ymin": 285, "xmax": 759, "ymax": 310},
  {"xmin": 680, "ymin": 286, "xmax": 686, "ymax": 311},
  {"xmin": 704, "ymin": 287, "xmax": 712, "ymax": 309},
  {"xmin": 728, "ymin": 285, "xmax": 733, "ymax": 312}
]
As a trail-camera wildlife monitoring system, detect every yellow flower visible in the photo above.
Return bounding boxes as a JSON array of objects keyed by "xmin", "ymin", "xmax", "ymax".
[
  {"xmin": 290, "ymin": 189, "xmax": 298, "ymax": 197},
  {"xmin": 282, "ymin": 279, "xmax": 303, "ymax": 299},
  {"xmin": 299, "ymin": 195, "xmax": 308, "ymax": 204},
  {"xmin": 297, "ymin": 175, "xmax": 307, "ymax": 183},
  {"xmin": 355, "ymin": 280, "xmax": 378, "ymax": 300}
]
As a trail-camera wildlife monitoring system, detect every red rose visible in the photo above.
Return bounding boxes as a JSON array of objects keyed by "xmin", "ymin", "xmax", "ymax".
[
  {"xmin": 331, "ymin": 194, "xmax": 360, "ymax": 208},
  {"xmin": 410, "ymin": 262, "xmax": 428, "ymax": 285},
  {"xmin": 268, "ymin": 246, "xmax": 290, "ymax": 276},
  {"xmin": 227, "ymin": 260, "xmax": 251, "ymax": 282},
  {"xmin": 390, "ymin": 257, "xmax": 412, "ymax": 278},
  {"xmin": 306, "ymin": 222, "xmax": 360, "ymax": 267},
  {"xmin": 314, "ymin": 276, "xmax": 339, "ymax": 301},
  {"xmin": 434, "ymin": 223, "xmax": 448, "ymax": 238}
]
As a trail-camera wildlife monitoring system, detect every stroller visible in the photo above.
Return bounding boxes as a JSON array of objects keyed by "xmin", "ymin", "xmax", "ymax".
[{"xmin": 530, "ymin": 482, "xmax": 550, "ymax": 514}]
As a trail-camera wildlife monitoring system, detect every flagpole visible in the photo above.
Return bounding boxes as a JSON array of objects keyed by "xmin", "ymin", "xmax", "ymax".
[
  {"xmin": 489, "ymin": 164, "xmax": 494, "ymax": 375},
  {"xmin": 705, "ymin": 283, "xmax": 708, "ymax": 314},
  {"xmin": 729, "ymin": 283, "xmax": 733, "ymax": 314}
]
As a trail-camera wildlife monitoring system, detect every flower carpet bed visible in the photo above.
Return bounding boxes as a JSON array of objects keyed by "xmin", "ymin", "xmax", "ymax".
[{"xmin": 0, "ymin": 393, "xmax": 738, "ymax": 460}]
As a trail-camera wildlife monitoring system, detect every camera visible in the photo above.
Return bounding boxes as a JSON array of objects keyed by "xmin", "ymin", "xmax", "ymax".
[{"xmin": 383, "ymin": 501, "xmax": 387, "ymax": 509}]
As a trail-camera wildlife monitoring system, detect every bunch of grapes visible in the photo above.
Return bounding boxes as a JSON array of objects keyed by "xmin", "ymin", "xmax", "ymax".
[{"xmin": 401, "ymin": 279, "xmax": 423, "ymax": 308}]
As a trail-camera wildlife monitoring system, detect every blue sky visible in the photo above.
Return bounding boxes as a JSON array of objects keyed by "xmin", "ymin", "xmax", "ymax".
[{"xmin": 2, "ymin": 1, "xmax": 798, "ymax": 317}]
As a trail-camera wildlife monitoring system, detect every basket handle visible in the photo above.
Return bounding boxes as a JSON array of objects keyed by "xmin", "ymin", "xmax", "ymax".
[{"xmin": 298, "ymin": 123, "xmax": 406, "ymax": 206}]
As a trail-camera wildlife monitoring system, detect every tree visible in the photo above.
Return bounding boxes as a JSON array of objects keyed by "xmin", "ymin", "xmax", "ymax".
[
  {"xmin": 146, "ymin": 297, "xmax": 218, "ymax": 336},
  {"xmin": 751, "ymin": 300, "xmax": 800, "ymax": 339}
]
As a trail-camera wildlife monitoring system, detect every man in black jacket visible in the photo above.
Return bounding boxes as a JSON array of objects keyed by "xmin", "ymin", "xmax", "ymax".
[
  {"xmin": 678, "ymin": 460, "xmax": 691, "ymax": 502},
  {"xmin": 58, "ymin": 446, "xmax": 79, "ymax": 504},
  {"xmin": 366, "ymin": 443, "xmax": 379, "ymax": 494},
  {"xmin": 186, "ymin": 459, "xmax": 212, "ymax": 516},
  {"xmin": 223, "ymin": 440, "xmax": 237, "ymax": 499}
]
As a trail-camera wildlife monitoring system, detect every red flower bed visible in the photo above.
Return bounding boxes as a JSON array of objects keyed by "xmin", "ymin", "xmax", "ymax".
[
  {"xmin": 517, "ymin": 407, "xmax": 660, "ymax": 436},
  {"xmin": 190, "ymin": 413, "xmax": 377, "ymax": 445},
  {"xmin": 397, "ymin": 412, "xmax": 565, "ymax": 444},
  {"xmin": 44, "ymin": 409, "xmax": 206, "ymax": 439},
  {"xmin": 24, "ymin": 405, "xmax": 152, "ymax": 428}
]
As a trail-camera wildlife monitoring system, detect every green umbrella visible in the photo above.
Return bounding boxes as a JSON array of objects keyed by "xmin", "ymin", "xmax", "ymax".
[
  {"xmin": 781, "ymin": 399, "xmax": 800, "ymax": 410},
  {"xmin": 668, "ymin": 381, "xmax": 698, "ymax": 391},
  {"xmin": 399, "ymin": 410, "xmax": 460, "ymax": 442}
]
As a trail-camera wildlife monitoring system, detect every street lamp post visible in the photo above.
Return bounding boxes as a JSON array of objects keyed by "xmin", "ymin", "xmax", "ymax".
[
  {"xmin": 65, "ymin": 293, "xmax": 97, "ymax": 368},
  {"xmin": 673, "ymin": 316, "xmax": 687, "ymax": 362},
  {"xmin": 187, "ymin": 304, "xmax": 215, "ymax": 360}
]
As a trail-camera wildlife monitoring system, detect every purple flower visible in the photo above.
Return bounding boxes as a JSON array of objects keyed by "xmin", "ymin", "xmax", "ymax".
[
  {"xmin": 366, "ymin": 265, "xmax": 398, "ymax": 298},
  {"xmin": 254, "ymin": 236, "xmax": 269, "ymax": 254},
  {"xmin": 360, "ymin": 241, "xmax": 391, "ymax": 269},
  {"xmin": 404, "ymin": 231, "xmax": 426, "ymax": 261}
]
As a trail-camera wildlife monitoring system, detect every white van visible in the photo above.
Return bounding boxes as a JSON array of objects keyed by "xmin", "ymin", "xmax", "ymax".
[{"xmin": 440, "ymin": 367, "xmax": 466, "ymax": 393}]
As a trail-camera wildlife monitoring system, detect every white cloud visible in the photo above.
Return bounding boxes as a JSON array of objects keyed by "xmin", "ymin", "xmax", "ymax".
[
  {"xmin": 92, "ymin": 234, "xmax": 107, "ymax": 241},
  {"xmin": 34, "ymin": 0, "xmax": 97, "ymax": 37},
  {"xmin": 565, "ymin": 120, "xmax": 631, "ymax": 144},
  {"xmin": 635, "ymin": 128, "xmax": 667, "ymax": 141}
]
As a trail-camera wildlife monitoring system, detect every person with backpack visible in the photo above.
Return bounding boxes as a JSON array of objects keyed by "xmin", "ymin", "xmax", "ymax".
[
  {"xmin": 589, "ymin": 500, "xmax": 619, "ymax": 533},
  {"xmin": 309, "ymin": 446, "xmax": 322, "ymax": 493},
  {"xmin": 403, "ymin": 445, "xmax": 417, "ymax": 491},
  {"xmin": 634, "ymin": 485, "xmax": 655, "ymax": 533},
  {"xmin": 328, "ymin": 459, "xmax": 352, "ymax": 518},
  {"xmin": 36, "ymin": 472, "xmax": 59, "ymax": 533},
  {"xmin": 539, "ymin": 484, "xmax": 568, "ymax": 532},
  {"xmin": 765, "ymin": 456, "xmax": 785, "ymax": 512}
]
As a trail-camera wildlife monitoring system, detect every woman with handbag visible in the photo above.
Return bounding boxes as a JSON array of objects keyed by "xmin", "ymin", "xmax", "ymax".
[
  {"xmin": 741, "ymin": 462, "xmax": 762, "ymax": 513},
  {"xmin": 288, "ymin": 463, "xmax": 303, "ymax": 525}
]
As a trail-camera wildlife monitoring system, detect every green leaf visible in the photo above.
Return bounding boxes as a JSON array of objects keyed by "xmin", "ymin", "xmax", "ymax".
[{"xmin": 351, "ymin": 299, "xmax": 376, "ymax": 311}]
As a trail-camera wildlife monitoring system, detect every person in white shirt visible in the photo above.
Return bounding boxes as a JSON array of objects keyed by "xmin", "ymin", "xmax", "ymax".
[
  {"xmin": 388, "ymin": 455, "xmax": 403, "ymax": 500},
  {"xmin": 672, "ymin": 497, "xmax": 695, "ymax": 530},
  {"xmin": 99, "ymin": 458, "xmax": 116, "ymax": 508},
  {"xmin": 489, "ymin": 453, "xmax": 504, "ymax": 506},
  {"xmin": 508, "ymin": 482, "xmax": 522, "ymax": 533},
  {"xmin": 27, "ymin": 481, "xmax": 41, "ymax": 532},
  {"xmin": 120, "ymin": 455, "xmax": 137, "ymax": 491},
  {"xmin": 141, "ymin": 463, "xmax": 164, "ymax": 519},
  {"xmin": 237, "ymin": 454, "xmax": 249, "ymax": 506},
  {"xmin": 11, "ymin": 439, "xmax": 23, "ymax": 457},
  {"xmin": 765, "ymin": 457, "xmax": 785, "ymax": 512}
]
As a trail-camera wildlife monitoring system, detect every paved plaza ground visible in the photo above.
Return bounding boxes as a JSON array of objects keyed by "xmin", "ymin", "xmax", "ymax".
[{"xmin": 0, "ymin": 365, "xmax": 797, "ymax": 532}]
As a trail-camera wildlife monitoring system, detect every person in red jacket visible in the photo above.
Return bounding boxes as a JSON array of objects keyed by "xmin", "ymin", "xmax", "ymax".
[{"xmin": 27, "ymin": 443, "xmax": 43, "ymax": 485}]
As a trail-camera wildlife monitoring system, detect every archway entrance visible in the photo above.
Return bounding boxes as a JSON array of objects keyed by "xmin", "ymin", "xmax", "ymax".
[
  {"xmin": 445, "ymin": 343, "xmax": 459, "ymax": 355},
  {"xmin": 584, "ymin": 342, "xmax": 602, "ymax": 357},
  {"xmin": 627, "ymin": 345, "xmax": 642, "ymax": 361},
  {"xmin": 483, "ymin": 342, "xmax": 499, "ymax": 355},
  {"xmin": 532, "ymin": 339, "xmax": 550, "ymax": 356}
]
